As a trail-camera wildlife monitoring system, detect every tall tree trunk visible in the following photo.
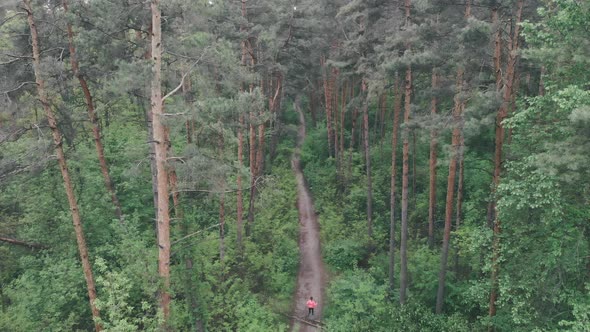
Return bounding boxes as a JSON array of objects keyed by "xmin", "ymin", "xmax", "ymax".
[
  {"xmin": 428, "ymin": 70, "xmax": 438, "ymax": 249},
  {"xmin": 322, "ymin": 58, "xmax": 334, "ymax": 157},
  {"xmin": 62, "ymin": 0, "xmax": 123, "ymax": 223},
  {"xmin": 219, "ymin": 131, "xmax": 226, "ymax": 262},
  {"xmin": 334, "ymin": 74, "xmax": 340, "ymax": 170},
  {"xmin": 339, "ymin": 80, "xmax": 347, "ymax": 181},
  {"xmin": 246, "ymin": 104, "xmax": 257, "ymax": 236},
  {"xmin": 454, "ymin": 135, "xmax": 465, "ymax": 273},
  {"xmin": 436, "ymin": 69, "xmax": 464, "ymax": 314},
  {"xmin": 268, "ymin": 75, "xmax": 283, "ymax": 163},
  {"xmin": 399, "ymin": 0, "xmax": 413, "ymax": 306},
  {"xmin": 400, "ymin": 65, "xmax": 411, "ymax": 305},
  {"xmin": 348, "ymin": 106, "xmax": 359, "ymax": 183},
  {"xmin": 361, "ymin": 81, "xmax": 373, "ymax": 240},
  {"xmin": 400, "ymin": 0, "xmax": 412, "ymax": 305},
  {"xmin": 411, "ymin": 130, "xmax": 417, "ymax": 211},
  {"xmin": 178, "ymin": 84, "xmax": 204, "ymax": 332},
  {"xmin": 489, "ymin": 0, "xmax": 524, "ymax": 327},
  {"xmin": 237, "ymin": 0, "xmax": 248, "ymax": 248},
  {"xmin": 309, "ymin": 88, "xmax": 317, "ymax": 127},
  {"xmin": 23, "ymin": 0, "xmax": 101, "ymax": 329},
  {"xmin": 256, "ymin": 112, "xmax": 265, "ymax": 177},
  {"xmin": 237, "ymin": 114, "xmax": 245, "ymax": 249},
  {"xmin": 389, "ymin": 73, "xmax": 402, "ymax": 294},
  {"xmin": 539, "ymin": 66, "xmax": 545, "ymax": 96},
  {"xmin": 378, "ymin": 92, "xmax": 387, "ymax": 156},
  {"xmin": 150, "ymin": 0, "xmax": 171, "ymax": 322}
]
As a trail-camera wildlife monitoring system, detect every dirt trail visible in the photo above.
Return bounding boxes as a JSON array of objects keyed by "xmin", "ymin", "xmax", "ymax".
[{"xmin": 290, "ymin": 101, "xmax": 327, "ymax": 331}]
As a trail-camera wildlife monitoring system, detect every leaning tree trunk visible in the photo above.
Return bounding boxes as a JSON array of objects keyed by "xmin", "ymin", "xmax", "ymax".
[
  {"xmin": 389, "ymin": 73, "xmax": 402, "ymax": 294},
  {"xmin": 436, "ymin": 69, "xmax": 464, "ymax": 314},
  {"xmin": 62, "ymin": 0, "xmax": 123, "ymax": 223},
  {"xmin": 150, "ymin": 0, "xmax": 171, "ymax": 322},
  {"xmin": 428, "ymin": 70, "xmax": 438, "ymax": 249},
  {"xmin": 23, "ymin": 0, "xmax": 101, "ymax": 329}
]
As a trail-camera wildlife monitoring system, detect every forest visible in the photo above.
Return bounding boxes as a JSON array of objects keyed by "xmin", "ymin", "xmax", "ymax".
[{"xmin": 0, "ymin": 0, "xmax": 589, "ymax": 331}]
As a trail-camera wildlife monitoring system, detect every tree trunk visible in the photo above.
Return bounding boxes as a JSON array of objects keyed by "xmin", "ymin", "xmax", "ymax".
[
  {"xmin": 150, "ymin": 0, "xmax": 171, "ymax": 322},
  {"xmin": 322, "ymin": 58, "xmax": 334, "ymax": 157},
  {"xmin": 237, "ymin": 114, "xmax": 245, "ymax": 249},
  {"xmin": 428, "ymin": 70, "xmax": 438, "ymax": 249},
  {"xmin": 340, "ymin": 80, "xmax": 347, "ymax": 163},
  {"xmin": 378, "ymin": 92, "xmax": 387, "ymax": 156},
  {"xmin": 309, "ymin": 88, "xmax": 317, "ymax": 127},
  {"xmin": 23, "ymin": 0, "xmax": 101, "ymax": 329},
  {"xmin": 436, "ymin": 69, "xmax": 463, "ymax": 314},
  {"xmin": 539, "ymin": 66, "xmax": 545, "ymax": 96},
  {"xmin": 411, "ymin": 130, "xmax": 417, "ymax": 211},
  {"xmin": 333, "ymin": 76, "xmax": 339, "ymax": 168},
  {"xmin": 389, "ymin": 73, "xmax": 402, "ymax": 294},
  {"xmin": 348, "ymin": 106, "xmax": 359, "ymax": 183},
  {"xmin": 62, "ymin": 0, "xmax": 123, "ymax": 223},
  {"xmin": 219, "ymin": 192, "xmax": 226, "ymax": 262},
  {"xmin": 454, "ymin": 135, "xmax": 465, "ymax": 273},
  {"xmin": 361, "ymin": 81, "xmax": 372, "ymax": 240},
  {"xmin": 489, "ymin": 0, "xmax": 524, "ymax": 327},
  {"xmin": 219, "ymin": 131, "xmax": 226, "ymax": 262},
  {"xmin": 268, "ymin": 75, "xmax": 283, "ymax": 163},
  {"xmin": 400, "ymin": 0, "xmax": 412, "ymax": 305},
  {"xmin": 400, "ymin": 64, "xmax": 411, "ymax": 305},
  {"xmin": 246, "ymin": 106, "xmax": 257, "ymax": 236}
]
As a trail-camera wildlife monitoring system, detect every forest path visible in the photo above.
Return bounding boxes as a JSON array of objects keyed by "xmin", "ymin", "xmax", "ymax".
[{"xmin": 290, "ymin": 101, "xmax": 327, "ymax": 331}]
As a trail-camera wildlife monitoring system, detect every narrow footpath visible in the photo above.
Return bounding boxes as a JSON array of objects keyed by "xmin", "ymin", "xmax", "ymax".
[{"xmin": 290, "ymin": 101, "xmax": 327, "ymax": 331}]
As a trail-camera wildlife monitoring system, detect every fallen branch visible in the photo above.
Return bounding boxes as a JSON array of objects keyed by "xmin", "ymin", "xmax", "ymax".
[
  {"xmin": 287, "ymin": 314, "xmax": 323, "ymax": 329},
  {"xmin": 0, "ymin": 236, "xmax": 47, "ymax": 249}
]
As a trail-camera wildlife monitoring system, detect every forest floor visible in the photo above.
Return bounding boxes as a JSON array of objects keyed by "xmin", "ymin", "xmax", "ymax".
[{"xmin": 290, "ymin": 101, "xmax": 327, "ymax": 331}]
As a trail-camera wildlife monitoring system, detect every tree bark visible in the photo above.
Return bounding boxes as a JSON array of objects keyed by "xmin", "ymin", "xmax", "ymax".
[
  {"xmin": 400, "ymin": 64, "xmax": 411, "ymax": 305},
  {"xmin": 436, "ymin": 69, "xmax": 464, "ymax": 314},
  {"xmin": 454, "ymin": 135, "xmax": 465, "ymax": 273},
  {"xmin": 23, "ymin": 0, "xmax": 101, "ymax": 329},
  {"xmin": 62, "ymin": 0, "xmax": 123, "ymax": 223},
  {"xmin": 400, "ymin": 0, "xmax": 412, "ymax": 305},
  {"xmin": 389, "ymin": 73, "xmax": 402, "ymax": 294},
  {"xmin": 322, "ymin": 58, "xmax": 334, "ymax": 157},
  {"xmin": 348, "ymin": 105, "xmax": 359, "ymax": 183},
  {"xmin": 539, "ymin": 66, "xmax": 545, "ymax": 96},
  {"xmin": 489, "ymin": 0, "xmax": 524, "ymax": 327},
  {"xmin": 237, "ymin": 113, "xmax": 245, "ymax": 249},
  {"xmin": 428, "ymin": 70, "xmax": 438, "ymax": 249},
  {"xmin": 150, "ymin": 0, "xmax": 171, "ymax": 322},
  {"xmin": 378, "ymin": 92, "xmax": 387, "ymax": 155},
  {"xmin": 246, "ymin": 101, "xmax": 257, "ymax": 236},
  {"xmin": 237, "ymin": 0, "xmax": 248, "ymax": 249},
  {"xmin": 219, "ymin": 131, "xmax": 226, "ymax": 262},
  {"xmin": 361, "ymin": 81, "xmax": 372, "ymax": 240}
]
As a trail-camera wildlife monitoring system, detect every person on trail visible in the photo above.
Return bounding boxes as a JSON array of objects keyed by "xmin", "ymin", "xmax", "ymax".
[{"xmin": 306, "ymin": 296, "xmax": 317, "ymax": 317}]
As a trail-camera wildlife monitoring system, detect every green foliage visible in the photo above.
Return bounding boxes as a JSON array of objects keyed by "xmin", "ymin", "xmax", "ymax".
[{"xmin": 93, "ymin": 258, "xmax": 160, "ymax": 332}]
